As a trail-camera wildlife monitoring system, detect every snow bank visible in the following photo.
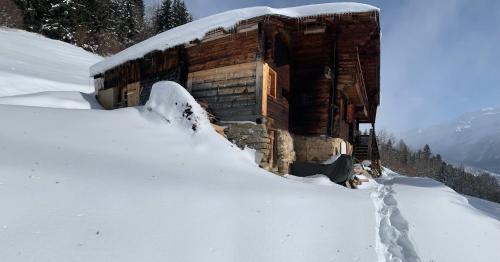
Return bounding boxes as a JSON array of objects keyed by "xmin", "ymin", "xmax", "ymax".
[
  {"xmin": 374, "ymin": 174, "xmax": 500, "ymax": 262},
  {"xmin": 145, "ymin": 81, "xmax": 210, "ymax": 132},
  {"xmin": 0, "ymin": 102, "xmax": 377, "ymax": 262},
  {"xmin": 0, "ymin": 28, "xmax": 102, "ymax": 97},
  {"xmin": 283, "ymin": 174, "xmax": 338, "ymax": 186},
  {"xmin": 0, "ymin": 98, "xmax": 499, "ymax": 261},
  {"xmin": 90, "ymin": 3, "xmax": 378, "ymax": 75},
  {"xmin": 0, "ymin": 91, "xmax": 101, "ymax": 109}
]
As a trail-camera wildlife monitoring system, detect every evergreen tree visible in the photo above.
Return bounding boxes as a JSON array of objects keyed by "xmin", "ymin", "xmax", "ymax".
[
  {"xmin": 397, "ymin": 139, "xmax": 409, "ymax": 165},
  {"xmin": 41, "ymin": 0, "xmax": 79, "ymax": 42},
  {"xmin": 14, "ymin": 0, "xmax": 147, "ymax": 54},
  {"xmin": 377, "ymin": 129, "xmax": 500, "ymax": 204},
  {"xmin": 172, "ymin": 0, "xmax": 192, "ymax": 27},
  {"xmin": 154, "ymin": 0, "xmax": 191, "ymax": 34},
  {"xmin": 422, "ymin": 144, "xmax": 432, "ymax": 159},
  {"xmin": 155, "ymin": 0, "xmax": 173, "ymax": 33}
]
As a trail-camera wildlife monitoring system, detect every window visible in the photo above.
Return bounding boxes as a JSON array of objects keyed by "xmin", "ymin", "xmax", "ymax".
[
  {"xmin": 262, "ymin": 63, "xmax": 278, "ymax": 116},
  {"xmin": 267, "ymin": 67, "xmax": 277, "ymax": 98}
]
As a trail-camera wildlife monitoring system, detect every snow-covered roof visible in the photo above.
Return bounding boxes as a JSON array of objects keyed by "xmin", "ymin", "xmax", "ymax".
[{"xmin": 90, "ymin": 3, "xmax": 379, "ymax": 76}]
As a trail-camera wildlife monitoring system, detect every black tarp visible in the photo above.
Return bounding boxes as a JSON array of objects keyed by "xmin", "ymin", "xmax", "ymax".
[{"xmin": 290, "ymin": 154, "xmax": 353, "ymax": 184}]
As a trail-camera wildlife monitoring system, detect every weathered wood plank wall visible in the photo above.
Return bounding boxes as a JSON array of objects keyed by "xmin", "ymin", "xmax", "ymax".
[
  {"xmin": 185, "ymin": 29, "xmax": 260, "ymax": 121},
  {"xmin": 262, "ymin": 22, "xmax": 291, "ymax": 131},
  {"xmin": 187, "ymin": 62, "xmax": 257, "ymax": 121},
  {"xmin": 290, "ymin": 27, "xmax": 335, "ymax": 136}
]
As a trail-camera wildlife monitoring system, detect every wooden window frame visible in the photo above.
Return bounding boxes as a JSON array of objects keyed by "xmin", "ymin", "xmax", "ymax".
[{"xmin": 267, "ymin": 67, "xmax": 277, "ymax": 99}]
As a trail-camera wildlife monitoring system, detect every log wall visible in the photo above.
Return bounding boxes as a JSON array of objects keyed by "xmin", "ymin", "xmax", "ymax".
[
  {"xmin": 185, "ymin": 29, "xmax": 260, "ymax": 121},
  {"xmin": 290, "ymin": 30, "xmax": 335, "ymax": 136},
  {"xmin": 187, "ymin": 62, "xmax": 258, "ymax": 121}
]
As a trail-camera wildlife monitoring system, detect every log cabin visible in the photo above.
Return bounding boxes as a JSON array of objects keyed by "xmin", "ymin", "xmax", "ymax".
[{"xmin": 90, "ymin": 3, "xmax": 381, "ymax": 175}]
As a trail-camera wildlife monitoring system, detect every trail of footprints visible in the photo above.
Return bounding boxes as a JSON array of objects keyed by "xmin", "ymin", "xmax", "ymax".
[{"xmin": 371, "ymin": 182, "xmax": 421, "ymax": 262}]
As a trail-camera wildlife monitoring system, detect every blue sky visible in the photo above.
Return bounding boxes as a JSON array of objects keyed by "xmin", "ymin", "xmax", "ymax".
[{"xmin": 147, "ymin": 0, "xmax": 500, "ymax": 134}]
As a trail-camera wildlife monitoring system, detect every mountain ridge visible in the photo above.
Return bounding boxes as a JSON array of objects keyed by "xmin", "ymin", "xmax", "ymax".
[{"xmin": 401, "ymin": 107, "xmax": 500, "ymax": 173}]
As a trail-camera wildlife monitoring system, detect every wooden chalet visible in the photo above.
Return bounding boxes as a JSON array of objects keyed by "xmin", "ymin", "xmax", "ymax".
[{"xmin": 91, "ymin": 4, "xmax": 381, "ymax": 175}]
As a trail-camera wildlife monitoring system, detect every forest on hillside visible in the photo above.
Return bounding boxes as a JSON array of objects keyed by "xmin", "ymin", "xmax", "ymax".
[
  {"xmin": 377, "ymin": 130, "xmax": 500, "ymax": 203},
  {"xmin": 0, "ymin": 0, "xmax": 192, "ymax": 55}
]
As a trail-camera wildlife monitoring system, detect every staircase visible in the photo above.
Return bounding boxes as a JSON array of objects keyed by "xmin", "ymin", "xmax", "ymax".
[
  {"xmin": 353, "ymin": 129, "xmax": 381, "ymax": 175},
  {"xmin": 354, "ymin": 135, "xmax": 370, "ymax": 161}
]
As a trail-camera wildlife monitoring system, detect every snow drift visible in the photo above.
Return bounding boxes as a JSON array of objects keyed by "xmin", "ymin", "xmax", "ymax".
[
  {"xmin": 0, "ymin": 91, "xmax": 101, "ymax": 109},
  {"xmin": 0, "ymin": 28, "xmax": 101, "ymax": 97},
  {"xmin": 0, "ymin": 81, "xmax": 498, "ymax": 261},
  {"xmin": 145, "ymin": 81, "xmax": 210, "ymax": 132},
  {"xmin": 0, "ymin": 85, "xmax": 378, "ymax": 262}
]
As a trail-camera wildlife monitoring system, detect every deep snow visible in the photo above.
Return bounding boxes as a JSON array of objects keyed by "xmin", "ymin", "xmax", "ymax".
[
  {"xmin": 0, "ymin": 83, "xmax": 499, "ymax": 262},
  {"xmin": 0, "ymin": 91, "xmax": 101, "ymax": 109},
  {"xmin": 0, "ymin": 28, "xmax": 101, "ymax": 97},
  {"xmin": 0, "ymin": 84, "xmax": 378, "ymax": 261}
]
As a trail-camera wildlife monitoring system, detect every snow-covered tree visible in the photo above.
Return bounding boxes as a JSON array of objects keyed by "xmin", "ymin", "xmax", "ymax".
[
  {"xmin": 377, "ymin": 132, "xmax": 500, "ymax": 203},
  {"xmin": 41, "ymin": 0, "xmax": 79, "ymax": 42},
  {"xmin": 14, "ymin": 0, "xmax": 147, "ymax": 54}
]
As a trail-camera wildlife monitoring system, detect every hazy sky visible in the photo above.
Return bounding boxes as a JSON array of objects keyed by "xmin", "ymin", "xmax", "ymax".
[{"xmin": 147, "ymin": 0, "xmax": 500, "ymax": 134}]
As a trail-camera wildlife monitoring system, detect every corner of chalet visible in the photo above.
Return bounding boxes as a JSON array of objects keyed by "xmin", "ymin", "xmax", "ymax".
[{"xmin": 90, "ymin": 3, "xmax": 382, "ymax": 179}]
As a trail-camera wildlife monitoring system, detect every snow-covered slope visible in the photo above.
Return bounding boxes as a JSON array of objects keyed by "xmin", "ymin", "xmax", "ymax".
[
  {"xmin": 91, "ymin": 3, "xmax": 378, "ymax": 75},
  {"xmin": 401, "ymin": 107, "xmax": 500, "ymax": 173},
  {"xmin": 375, "ymin": 170, "xmax": 500, "ymax": 262},
  {"xmin": 0, "ymin": 83, "xmax": 498, "ymax": 262},
  {"xmin": 0, "ymin": 28, "xmax": 101, "ymax": 97},
  {"xmin": 0, "ymin": 91, "xmax": 102, "ymax": 109}
]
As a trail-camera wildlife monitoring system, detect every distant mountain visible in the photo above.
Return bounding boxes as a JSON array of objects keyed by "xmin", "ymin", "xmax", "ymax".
[
  {"xmin": 464, "ymin": 166, "xmax": 500, "ymax": 183},
  {"xmin": 401, "ymin": 107, "xmax": 500, "ymax": 174}
]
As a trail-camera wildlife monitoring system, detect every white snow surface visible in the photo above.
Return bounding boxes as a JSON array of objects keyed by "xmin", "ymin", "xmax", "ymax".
[
  {"xmin": 145, "ymin": 81, "xmax": 210, "ymax": 132},
  {"xmin": 3, "ymin": 26, "xmax": 499, "ymax": 262},
  {"xmin": 0, "ymin": 83, "xmax": 499, "ymax": 261},
  {"xmin": 0, "ymin": 91, "xmax": 101, "ymax": 109},
  {"xmin": 90, "ymin": 3, "xmax": 378, "ymax": 75},
  {"xmin": 0, "ymin": 28, "xmax": 101, "ymax": 97},
  {"xmin": 283, "ymin": 174, "xmax": 337, "ymax": 186},
  {"xmin": 373, "ymin": 170, "xmax": 500, "ymax": 262}
]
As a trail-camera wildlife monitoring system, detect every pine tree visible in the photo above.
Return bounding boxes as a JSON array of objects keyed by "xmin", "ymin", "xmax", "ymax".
[
  {"xmin": 41, "ymin": 0, "xmax": 79, "ymax": 42},
  {"xmin": 14, "ymin": 0, "xmax": 146, "ymax": 54},
  {"xmin": 422, "ymin": 144, "xmax": 432, "ymax": 160},
  {"xmin": 172, "ymin": 0, "xmax": 192, "ymax": 26},
  {"xmin": 155, "ymin": 0, "xmax": 173, "ymax": 33}
]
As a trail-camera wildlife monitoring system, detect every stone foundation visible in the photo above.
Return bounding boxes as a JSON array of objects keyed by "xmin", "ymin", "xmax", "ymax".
[
  {"xmin": 222, "ymin": 122, "xmax": 295, "ymax": 174},
  {"xmin": 223, "ymin": 122, "xmax": 273, "ymax": 170},
  {"xmin": 275, "ymin": 129, "xmax": 295, "ymax": 174},
  {"xmin": 223, "ymin": 122, "xmax": 353, "ymax": 174},
  {"xmin": 293, "ymin": 135, "xmax": 353, "ymax": 163}
]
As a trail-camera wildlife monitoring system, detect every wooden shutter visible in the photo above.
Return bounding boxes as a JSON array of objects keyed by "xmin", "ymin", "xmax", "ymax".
[{"xmin": 126, "ymin": 82, "xmax": 141, "ymax": 107}]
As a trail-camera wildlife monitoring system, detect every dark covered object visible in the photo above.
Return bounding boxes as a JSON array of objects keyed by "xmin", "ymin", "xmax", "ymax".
[{"xmin": 290, "ymin": 154, "xmax": 354, "ymax": 184}]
